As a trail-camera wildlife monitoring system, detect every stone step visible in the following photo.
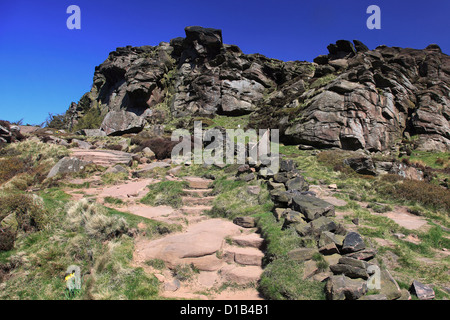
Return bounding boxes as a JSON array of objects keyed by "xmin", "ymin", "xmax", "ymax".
[
  {"xmin": 223, "ymin": 246, "xmax": 264, "ymax": 266},
  {"xmin": 184, "ymin": 177, "xmax": 213, "ymax": 189},
  {"xmin": 230, "ymin": 233, "xmax": 265, "ymax": 250},
  {"xmin": 180, "ymin": 206, "xmax": 212, "ymax": 215},
  {"xmin": 182, "ymin": 196, "xmax": 216, "ymax": 206},
  {"xmin": 182, "ymin": 189, "xmax": 213, "ymax": 197},
  {"xmin": 220, "ymin": 265, "xmax": 263, "ymax": 285}
]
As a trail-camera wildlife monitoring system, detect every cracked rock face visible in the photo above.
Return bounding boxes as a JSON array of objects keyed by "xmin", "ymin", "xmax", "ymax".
[{"xmin": 65, "ymin": 28, "xmax": 449, "ymax": 152}]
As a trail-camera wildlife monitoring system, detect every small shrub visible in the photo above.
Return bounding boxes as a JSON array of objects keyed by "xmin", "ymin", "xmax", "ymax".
[
  {"xmin": 0, "ymin": 228, "xmax": 16, "ymax": 252},
  {"xmin": 101, "ymin": 172, "xmax": 128, "ymax": 185},
  {"xmin": 0, "ymin": 157, "xmax": 30, "ymax": 185},
  {"xmin": 145, "ymin": 259, "xmax": 166, "ymax": 270},
  {"xmin": 376, "ymin": 178, "xmax": 450, "ymax": 211},
  {"xmin": 0, "ymin": 192, "xmax": 47, "ymax": 232},
  {"xmin": 173, "ymin": 263, "xmax": 198, "ymax": 281},
  {"xmin": 367, "ymin": 202, "xmax": 393, "ymax": 213},
  {"xmin": 73, "ymin": 107, "xmax": 105, "ymax": 132},
  {"xmin": 66, "ymin": 199, "xmax": 128, "ymax": 240},
  {"xmin": 103, "ymin": 197, "xmax": 124, "ymax": 205}
]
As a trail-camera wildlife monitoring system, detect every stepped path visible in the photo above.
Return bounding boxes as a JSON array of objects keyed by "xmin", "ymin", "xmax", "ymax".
[
  {"xmin": 64, "ymin": 167, "xmax": 265, "ymax": 300},
  {"xmin": 133, "ymin": 176, "xmax": 265, "ymax": 300}
]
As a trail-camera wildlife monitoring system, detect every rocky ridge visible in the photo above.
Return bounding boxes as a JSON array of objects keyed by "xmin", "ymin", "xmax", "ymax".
[{"xmin": 62, "ymin": 26, "xmax": 449, "ymax": 153}]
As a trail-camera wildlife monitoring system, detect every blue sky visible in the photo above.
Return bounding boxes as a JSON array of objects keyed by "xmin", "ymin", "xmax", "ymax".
[{"xmin": 1, "ymin": 0, "xmax": 449, "ymax": 125}]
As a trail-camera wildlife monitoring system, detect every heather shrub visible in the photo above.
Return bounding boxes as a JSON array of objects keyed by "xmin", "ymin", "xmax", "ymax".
[
  {"xmin": 0, "ymin": 228, "xmax": 16, "ymax": 252},
  {"xmin": 376, "ymin": 177, "xmax": 450, "ymax": 211},
  {"xmin": 0, "ymin": 157, "xmax": 30, "ymax": 185},
  {"xmin": 0, "ymin": 192, "xmax": 47, "ymax": 232}
]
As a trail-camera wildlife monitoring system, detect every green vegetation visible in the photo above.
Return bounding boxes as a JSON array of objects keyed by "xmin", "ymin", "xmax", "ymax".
[
  {"xmin": 173, "ymin": 263, "xmax": 199, "ymax": 282},
  {"xmin": 101, "ymin": 172, "xmax": 129, "ymax": 185},
  {"xmin": 259, "ymin": 256, "xmax": 326, "ymax": 300},
  {"xmin": 72, "ymin": 106, "xmax": 106, "ymax": 132},
  {"xmin": 208, "ymin": 177, "xmax": 273, "ymax": 220},
  {"xmin": 103, "ymin": 197, "xmax": 125, "ymax": 206},
  {"xmin": 0, "ymin": 192, "xmax": 171, "ymax": 299},
  {"xmin": 141, "ymin": 180, "xmax": 188, "ymax": 208},
  {"xmin": 310, "ymin": 74, "xmax": 337, "ymax": 89}
]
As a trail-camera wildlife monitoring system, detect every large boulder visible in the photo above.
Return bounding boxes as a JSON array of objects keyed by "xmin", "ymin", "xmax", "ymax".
[
  {"xmin": 47, "ymin": 157, "xmax": 91, "ymax": 179},
  {"xmin": 291, "ymin": 195, "xmax": 335, "ymax": 221},
  {"xmin": 101, "ymin": 111, "xmax": 145, "ymax": 136}
]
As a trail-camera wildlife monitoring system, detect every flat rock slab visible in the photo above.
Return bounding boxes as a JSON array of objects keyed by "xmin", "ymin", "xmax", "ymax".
[
  {"xmin": 136, "ymin": 219, "xmax": 243, "ymax": 269},
  {"xmin": 383, "ymin": 207, "xmax": 429, "ymax": 230},
  {"xmin": 184, "ymin": 177, "xmax": 213, "ymax": 189},
  {"xmin": 71, "ymin": 149, "xmax": 133, "ymax": 166},
  {"xmin": 125, "ymin": 204, "xmax": 175, "ymax": 221},
  {"xmin": 99, "ymin": 178, "xmax": 159, "ymax": 199},
  {"xmin": 220, "ymin": 265, "xmax": 263, "ymax": 284},
  {"xmin": 291, "ymin": 194, "xmax": 335, "ymax": 221}
]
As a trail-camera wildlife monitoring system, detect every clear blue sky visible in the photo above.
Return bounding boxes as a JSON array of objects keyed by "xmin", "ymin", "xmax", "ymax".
[{"xmin": 1, "ymin": 0, "xmax": 449, "ymax": 125}]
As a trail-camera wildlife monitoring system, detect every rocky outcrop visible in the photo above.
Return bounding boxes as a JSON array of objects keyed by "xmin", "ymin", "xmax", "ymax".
[
  {"xmin": 63, "ymin": 27, "xmax": 449, "ymax": 153},
  {"xmin": 0, "ymin": 121, "xmax": 24, "ymax": 144},
  {"xmin": 280, "ymin": 41, "xmax": 450, "ymax": 152}
]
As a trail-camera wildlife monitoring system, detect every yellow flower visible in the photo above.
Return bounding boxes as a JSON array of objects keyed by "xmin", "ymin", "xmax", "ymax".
[{"xmin": 65, "ymin": 273, "xmax": 75, "ymax": 281}]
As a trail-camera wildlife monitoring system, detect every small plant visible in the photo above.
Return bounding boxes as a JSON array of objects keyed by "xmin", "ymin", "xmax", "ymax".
[
  {"xmin": 312, "ymin": 252, "xmax": 329, "ymax": 272},
  {"xmin": 173, "ymin": 263, "xmax": 199, "ymax": 281},
  {"xmin": 103, "ymin": 197, "xmax": 125, "ymax": 206},
  {"xmin": 145, "ymin": 259, "xmax": 166, "ymax": 270},
  {"xmin": 141, "ymin": 181, "xmax": 188, "ymax": 208}
]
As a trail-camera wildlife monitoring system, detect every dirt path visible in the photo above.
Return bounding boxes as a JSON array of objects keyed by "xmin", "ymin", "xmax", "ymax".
[{"xmin": 64, "ymin": 168, "xmax": 266, "ymax": 300}]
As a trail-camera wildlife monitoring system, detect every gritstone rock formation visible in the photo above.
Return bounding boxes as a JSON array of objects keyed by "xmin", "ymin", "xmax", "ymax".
[{"xmin": 64, "ymin": 26, "xmax": 450, "ymax": 152}]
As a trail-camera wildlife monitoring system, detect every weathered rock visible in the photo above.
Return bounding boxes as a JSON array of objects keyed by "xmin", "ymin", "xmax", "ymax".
[
  {"xmin": 342, "ymin": 232, "xmax": 365, "ymax": 253},
  {"xmin": 287, "ymin": 248, "xmax": 318, "ymax": 262},
  {"xmin": 338, "ymin": 257, "xmax": 369, "ymax": 269},
  {"xmin": 329, "ymin": 264, "xmax": 369, "ymax": 280},
  {"xmin": 132, "ymin": 162, "xmax": 171, "ymax": 177},
  {"xmin": 323, "ymin": 254, "xmax": 342, "ymax": 266},
  {"xmin": 142, "ymin": 147, "xmax": 156, "ymax": 159},
  {"xmin": 344, "ymin": 248, "xmax": 377, "ymax": 261},
  {"xmin": 343, "ymin": 157, "xmax": 377, "ymax": 175},
  {"xmin": 285, "ymin": 176, "xmax": 309, "ymax": 192},
  {"xmin": 105, "ymin": 164, "xmax": 128, "ymax": 174},
  {"xmin": 358, "ymin": 294, "xmax": 388, "ymax": 300},
  {"xmin": 319, "ymin": 242, "xmax": 339, "ymax": 255},
  {"xmin": 72, "ymin": 139, "xmax": 92, "ymax": 150},
  {"xmin": 246, "ymin": 185, "xmax": 261, "ymax": 195},
  {"xmin": 410, "ymin": 280, "xmax": 435, "ymax": 300},
  {"xmin": 78, "ymin": 129, "xmax": 106, "ymax": 137},
  {"xmin": 279, "ymin": 159, "xmax": 296, "ymax": 172},
  {"xmin": 291, "ymin": 195, "xmax": 335, "ymax": 221},
  {"xmin": 281, "ymin": 211, "xmax": 305, "ymax": 229},
  {"xmin": 164, "ymin": 279, "xmax": 181, "ymax": 292},
  {"xmin": 101, "ymin": 110, "xmax": 145, "ymax": 136},
  {"xmin": 61, "ymin": 27, "xmax": 450, "ymax": 154},
  {"xmin": 325, "ymin": 275, "xmax": 368, "ymax": 300},
  {"xmin": 303, "ymin": 260, "xmax": 319, "ymax": 280},
  {"xmin": 380, "ymin": 269, "xmax": 402, "ymax": 300},
  {"xmin": 310, "ymin": 216, "xmax": 338, "ymax": 233},
  {"xmin": 47, "ymin": 157, "xmax": 90, "ymax": 179},
  {"xmin": 319, "ymin": 231, "xmax": 345, "ymax": 247},
  {"xmin": 233, "ymin": 216, "xmax": 256, "ymax": 228}
]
